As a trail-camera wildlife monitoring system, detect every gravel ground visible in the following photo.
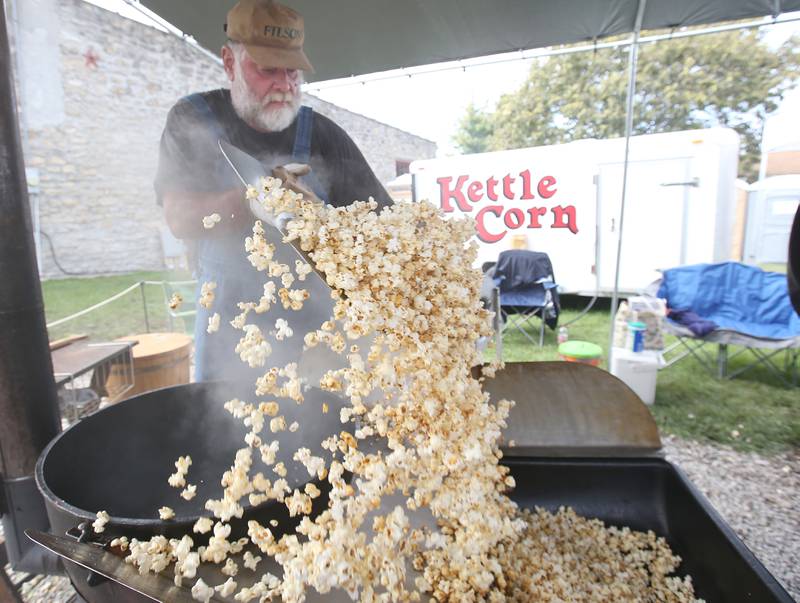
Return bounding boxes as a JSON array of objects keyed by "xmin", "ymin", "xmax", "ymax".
[
  {"xmin": 5, "ymin": 436, "xmax": 798, "ymax": 602},
  {"xmin": 663, "ymin": 435, "xmax": 800, "ymax": 601}
]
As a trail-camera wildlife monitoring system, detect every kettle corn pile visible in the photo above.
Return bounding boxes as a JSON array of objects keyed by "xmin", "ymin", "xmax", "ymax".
[{"xmin": 115, "ymin": 178, "xmax": 701, "ymax": 602}]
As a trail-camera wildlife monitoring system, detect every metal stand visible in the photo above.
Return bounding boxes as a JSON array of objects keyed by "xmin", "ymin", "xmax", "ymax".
[
  {"xmin": 52, "ymin": 341, "xmax": 136, "ymax": 427},
  {"xmin": 663, "ymin": 337, "xmax": 798, "ymax": 387}
]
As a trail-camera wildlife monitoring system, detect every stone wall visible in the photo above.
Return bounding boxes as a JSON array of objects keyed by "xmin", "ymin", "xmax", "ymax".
[{"xmin": 13, "ymin": 0, "xmax": 435, "ymax": 279}]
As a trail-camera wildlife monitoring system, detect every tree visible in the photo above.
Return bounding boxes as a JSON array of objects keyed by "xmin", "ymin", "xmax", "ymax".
[
  {"xmin": 455, "ymin": 29, "xmax": 800, "ymax": 181},
  {"xmin": 452, "ymin": 102, "xmax": 494, "ymax": 154}
]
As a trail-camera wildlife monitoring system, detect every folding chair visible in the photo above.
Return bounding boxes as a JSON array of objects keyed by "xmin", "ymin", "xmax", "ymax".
[
  {"xmin": 490, "ymin": 250, "xmax": 559, "ymax": 347},
  {"xmin": 658, "ymin": 262, "xmax": 800, "ymax": 386}
]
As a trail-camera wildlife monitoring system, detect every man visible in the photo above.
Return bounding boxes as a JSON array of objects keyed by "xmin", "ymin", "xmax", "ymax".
[{"xmin": 155, "ymin": 0, "xmax": 392, "ymax": 382}]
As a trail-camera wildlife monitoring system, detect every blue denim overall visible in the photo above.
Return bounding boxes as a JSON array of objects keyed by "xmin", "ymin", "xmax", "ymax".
[{"xmin": 185, "ymin": 95, "xmax": 328, "ymax": 382}]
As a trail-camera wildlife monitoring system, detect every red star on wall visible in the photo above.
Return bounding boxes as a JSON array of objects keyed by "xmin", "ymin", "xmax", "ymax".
[{"xmin": 84, "ymin": 48, "xmax": 99, "ymax": 69}]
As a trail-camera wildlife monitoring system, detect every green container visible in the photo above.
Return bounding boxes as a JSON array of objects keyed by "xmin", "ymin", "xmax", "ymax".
[{"xmin": 558, "ymin": 340, "xmax": 603, "ymax": 365}]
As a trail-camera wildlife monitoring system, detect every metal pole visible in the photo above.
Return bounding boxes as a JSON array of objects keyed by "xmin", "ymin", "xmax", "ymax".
[
  {"xmin": 140, "ymin": 281, "xmax": 151, "ymax": 333},
  {"xmin": 0, "ymin": 0, "xmax": 62, "ymax": 571},
  {"xmin": 492, "ymin": 287, "xmax": 502, "ymax": 362},
  {"xmin": 608, "ymin": 0, "xmax": 647, "ymax": 365}
]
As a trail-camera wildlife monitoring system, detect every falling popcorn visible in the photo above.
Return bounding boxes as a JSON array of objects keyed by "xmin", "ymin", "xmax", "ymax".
[
  {"xmin": 158, "ymin": 506, "xmax": 175, "ymax": 520},
  {"xmin": 274, "ymin": 318, "xmax": 293, "ymax": 341},
  {"xmin": 180, "ymin": 485, "xmax": 197, "ymax": 501},
  {"xmin": 199, "ymin": 281, "xmax": 217, "ymax": 309},
  {"xmin": 207, "ymin": 312, "xmax": 220, "ymax": 334},
  {"xmin": 202, "ymin": 213, "xmax": 221, "ymax": 229},
  {"xmin": 168, "ymin": 292, "xmax": 183, "ymax": 310},
  {"xmin": 120, "ymin": 175, "xmax": 700, "ymax": 603}
]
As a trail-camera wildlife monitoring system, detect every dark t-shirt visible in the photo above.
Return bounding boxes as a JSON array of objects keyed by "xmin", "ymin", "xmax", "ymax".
[{"xmin": 154, "ymin": 88, "xmax": 392, "ymax": 209}]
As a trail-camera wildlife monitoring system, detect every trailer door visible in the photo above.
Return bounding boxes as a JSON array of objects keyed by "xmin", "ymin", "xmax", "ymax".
[{"xmin": 597, "ymin": 158, "xmax": 692, "ymax": 293}]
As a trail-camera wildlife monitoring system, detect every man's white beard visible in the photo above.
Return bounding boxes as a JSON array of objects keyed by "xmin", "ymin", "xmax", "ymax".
[{"xmin": 230, "ymin": 66, "xmax": 302, "ymax": 132}]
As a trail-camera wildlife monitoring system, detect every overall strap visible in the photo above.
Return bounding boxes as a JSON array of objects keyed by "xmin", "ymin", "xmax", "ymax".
[
  {"xmin": 184, "ymin": 93, "xmax": 229, "ymax": 143},
  {"xmin": 292, "ymin": 105, "xmax": 313, "ymax": 163},
  {"xmin": 290, "ymin": 106, "xmax": 328, "ymax": 203}
]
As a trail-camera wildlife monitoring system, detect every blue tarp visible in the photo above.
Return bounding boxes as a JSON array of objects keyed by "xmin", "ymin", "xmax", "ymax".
[{"xmin": 657, "ymin": 262, "xmax": 800, "ymax": 340}]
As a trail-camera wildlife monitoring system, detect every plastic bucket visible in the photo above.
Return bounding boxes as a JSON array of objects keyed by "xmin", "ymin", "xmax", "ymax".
[{"xmin": 558, "ymin": 340, "xmax": 603, "ymax": 366}]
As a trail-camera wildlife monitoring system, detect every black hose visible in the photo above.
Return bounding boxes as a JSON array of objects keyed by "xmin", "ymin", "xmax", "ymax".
[
  {"xmin": 560, "ymin": 294, "xmax": 599, "ymax": 327},
  {"xmin": 40, "ymin": 230, "xmax": 87, "ymax": 276}
]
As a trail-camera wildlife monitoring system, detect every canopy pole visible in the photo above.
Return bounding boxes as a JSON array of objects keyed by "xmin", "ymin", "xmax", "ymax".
[
  {"xmin": 0, "ymin": 0, "xmax": 62, "ymax": 572},
  {"xmin": 607, "ymin": 0, "xmax": 647, "ymax": 364}
]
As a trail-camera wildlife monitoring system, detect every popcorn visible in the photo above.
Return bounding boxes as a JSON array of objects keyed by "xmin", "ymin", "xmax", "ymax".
[
  {"xmin": 235, "ymin": 324, "xmax": 272, "ymax": 368},
  {"xmin": 293, "ymin": 447, "xmax": 326, "ymax": 479},
  {"xmin": 274, "ymin": 318, "xmax": 293, "ymax": 341},
  {"xmin": 110, "ymin": 536, "xmax": 129, "ymax": 551},
  {"xmin": 281, "ymin": 272, "xmax": 295, "ymax": 288},
  {"xmin": 126, "ymin": 535, "xmax": 172, "ymax": 575},
  {"xmin": 202, "ymin": 213, "xmax": 221, "ymax": 229},
  {"xmin": 191, "ymin": 577, "xmax": 214, "ymax": 602},
  {"xmin": 285, "ymin": 489, "xmax": 312, "ymax": 517},
  {"xmin": 92, "ymin": 510, "xmax": 110, "ymax": 533},
  {"xmin": 221, "ymin": 558, "xmax": 238, "ymax": 577},
  {"xmin": 259, "ymin": 440, "xmax": 280, "ymax": 465},
  {"xmin": 193, "ymin": 517, "xmax": 213, "ymax": 534},
  {"xmin": 247, "ymin": 521, "xmax": 274, "ymax": 553},
  {"xmin": 201, "ymin": 522, "xmax": 233, "ymax": 564},
  {"xmin": 158, "ymin": 506, "xmax": 175, "ymax": 520},
  {"xmin": 243, "ymin": 550, "xmax": 261, "ymax": 571},
  {"xmin": 122, "ymin": 179, "xmax": 698, "ymax": 603},
  {"xmin": 168, "ymin": 292, "xmax": 182, "ymax": 310},
  {"xmin": 207, "ymin": 312, "xmax": 220, "ymax": 334},
  {"xmin": 278, "ymin": 287, "xmax": 309, "ymax": 311},
  {"xmin": 181, "ymin": 485, "xmax": 197, "ymax": 501},
  {"xmin": 215, "ymin": 577, "xmax": 238, "ymax": 597},
  {"xmin": 199, "ymin": 281, "xmax": 217, "ymax": 309},
  {"xmin": 304, "ymin": 483, "xmax": 321, "ymax": 499},
  {"xmin": 169, "ymin": 455, "xmax": 192, "ymax": 489},
  {"xmin": 269, "ymin": 416, "xmax": 286, "ymax": 433},
  {"xmin": 259, "ymin": 401, "xmax": 279, "ymax": 417},
  {"xmin": 168, "ymin": 472, "xmax": 186, "ymax": 489},
  {"xmin": 175, "ymin": 456, "xmax": 192, "ymax": 474},
  {"xmin": 295, "ymin": 259, "xmax": 313, "ymax": 281},
  {"xmin": 245, "ymin": 221, "xmax": 275, "ymax": 271}
]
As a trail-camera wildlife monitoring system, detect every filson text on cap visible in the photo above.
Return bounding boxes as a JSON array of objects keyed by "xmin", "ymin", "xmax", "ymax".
[{"xmin": 264, "ymin": 25, "xmax": 300, "ymax": 39}]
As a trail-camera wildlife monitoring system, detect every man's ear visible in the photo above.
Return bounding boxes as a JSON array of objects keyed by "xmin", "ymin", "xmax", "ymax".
[{"xmin": 221, "ymin": 45, "xmax": 236, "ymax": 81}]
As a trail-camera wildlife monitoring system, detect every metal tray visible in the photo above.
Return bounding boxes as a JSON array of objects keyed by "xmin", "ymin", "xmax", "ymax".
[{"xmin": 505, "ymin": 456, "xmax": 793, "ymax": 603}]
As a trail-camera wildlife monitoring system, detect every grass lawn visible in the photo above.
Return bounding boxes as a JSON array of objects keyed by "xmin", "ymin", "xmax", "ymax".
[
  {"xmin": 41, "ymin": 274, "xmax": 798, "ymax": 455},
  {"xmin": 42, "ymin": 270, "xmax": 196, "ymax": 342},
  {"xmin": 488, "ymin": 296, "xmax": 799, "ymax": 456}
]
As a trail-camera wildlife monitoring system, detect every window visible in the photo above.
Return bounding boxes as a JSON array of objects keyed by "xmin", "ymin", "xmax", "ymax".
[{"xmin": 395, "ymin": 160, "xmax": 411, "ymax": 177}]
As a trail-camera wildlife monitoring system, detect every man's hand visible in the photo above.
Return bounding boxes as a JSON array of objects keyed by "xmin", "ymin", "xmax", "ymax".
[{"xmin": 272, "ymin": 163, "xmax": 322, "ymax": 204}]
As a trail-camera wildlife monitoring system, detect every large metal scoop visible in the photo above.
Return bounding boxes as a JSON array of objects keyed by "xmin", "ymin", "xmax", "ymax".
[{"xmin": 218, "ymin": 140, "xmax": 345, "ymax": 385}]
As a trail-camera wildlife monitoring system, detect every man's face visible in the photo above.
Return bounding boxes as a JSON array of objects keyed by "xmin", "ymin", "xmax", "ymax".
[{"xmin": 223, "ymin": 44, "xmax": 303, "ymax": 132}]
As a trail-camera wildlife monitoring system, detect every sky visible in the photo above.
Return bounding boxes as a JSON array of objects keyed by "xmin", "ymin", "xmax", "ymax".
[{"xmin": 85, "ymin": 0, "xmax": 800, "ymax": 156}]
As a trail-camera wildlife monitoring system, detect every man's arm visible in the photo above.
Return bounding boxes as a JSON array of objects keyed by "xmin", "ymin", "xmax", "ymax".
[{"xmin": 163, "ymin": 188, "xmax": 252, "ymax": 239}]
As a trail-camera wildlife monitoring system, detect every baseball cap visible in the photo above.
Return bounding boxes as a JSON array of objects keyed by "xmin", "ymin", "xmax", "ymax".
[{"xmin": 225, "ymin": 0, "xmax": 314, "ymax": 72}]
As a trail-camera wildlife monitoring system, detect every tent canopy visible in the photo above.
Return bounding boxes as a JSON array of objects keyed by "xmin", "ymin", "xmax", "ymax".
[{"xmin": 140, "ymin": 0, "xmax": 800, "ymax": 82}]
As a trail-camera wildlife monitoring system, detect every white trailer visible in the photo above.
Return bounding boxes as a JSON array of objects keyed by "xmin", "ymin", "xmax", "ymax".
[
  {"xmin": 743, "ymin": 175, "xmax": 800, "ymax": 265},
  {"xmin": 411, "ymin": 127, "xmax": 740, "ymax": 295}
]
